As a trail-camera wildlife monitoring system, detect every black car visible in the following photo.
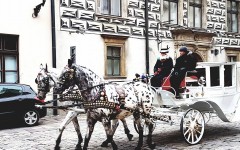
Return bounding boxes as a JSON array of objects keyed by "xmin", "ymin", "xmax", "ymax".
[{"xmin": 0, "ymin": 83, "xmax": 46, "ymax": 126}]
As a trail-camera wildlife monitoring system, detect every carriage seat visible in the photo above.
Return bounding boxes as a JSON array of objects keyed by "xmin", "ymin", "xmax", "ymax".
[
  {"xmin": 161, "ymin": 76, "xmax": 186, "ymax": 92},
  {"xmin": 161, "ymin": 75, "xmax": 198, "ymax": 93}
]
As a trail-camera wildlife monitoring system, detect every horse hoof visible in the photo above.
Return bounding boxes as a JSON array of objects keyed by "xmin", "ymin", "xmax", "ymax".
[
  {"xmin": 54, "ymin": 145, "xmax": 60, "ymax": 150},
  {"xmin": 135, "ymin": 146, "xmax": 142, "ymax": 150},
  {"xmin": 127, "ymin": 134, "xmax": 133, "ymax": 141},
  {"xmin": 148, "ymin": 143, "xmax": 156, "ymax": 149},
  {"xmin": 112, "ymin": 144, "xmax": 118, "ymax": 150},
  {"xmin": 82, "ymin": 147, "xmax": 87, "ymax": 150},
  {"xmin": 111, "ymin": 142, "xmax": 118, "ymax": 150},
  {"xmin": 75, "ymin": 143, "xmax": 82, "ymax": 150},
  {"xmin": 101, "ymin": 141, "xmax": 109, "ymax": 147}
]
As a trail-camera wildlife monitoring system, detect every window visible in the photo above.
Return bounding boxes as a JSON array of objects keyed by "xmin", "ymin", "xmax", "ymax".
[
  {"xmin": 186, "ymin": 68, "xmax": 206, "ymax": 86},
  {"xmin": 102, "ymin": 34, "xmax": 127, "ymax": 78},
  {"xmin": 227, "ymin": 0, "xmax": 239, "ymax": 32},
  {"xmin": 107, "ymin": 46, "xmax": 121, "ymax": 76},
  {"xmin": 99, "ymin": 0, "xmax": 121, "ymax": 16},
  {"xmin": 224, "ymin": 65, "xmax": 232, "ymax": 87},
  {"xmin": 210, "ymin": 66, "xmax": 220, "ymax": 86},
  {"xmin": 162, "ymin": 0, "xmax": 178, "ymax": 24},
  {"xmin": 228, "ymin": 55, "xmax": 237, "ymax": 62},
  {"xmin": 189, "ymin": 0, "xmax": 202, "ymax": 28},
  {"xmin": 0, "ymin": 34, "xmax": 19, "ymax": 83}
]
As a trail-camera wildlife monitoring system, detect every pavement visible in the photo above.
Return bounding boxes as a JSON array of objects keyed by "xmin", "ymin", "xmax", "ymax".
[{"xmin": 1, "ymin": 113, "xmax": 240, "ymax": 150}]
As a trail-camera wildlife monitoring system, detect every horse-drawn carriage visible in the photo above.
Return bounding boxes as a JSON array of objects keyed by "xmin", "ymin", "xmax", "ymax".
[
  {"xmin": 139, "ymin": 62, "xmax": 240, "ymax": 145},
  {"xmin": 35, "ymin": 61, "xmax": 240, "ymax": 149}
]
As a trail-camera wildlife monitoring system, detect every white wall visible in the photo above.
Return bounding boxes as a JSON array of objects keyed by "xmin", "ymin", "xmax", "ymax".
[
  {"xmin": 0, "ymin": 0, "xmax": 52, "ymax": 90},
  {"xmin": 55, "ymin": 32, "xmax": 105, "ymax": 76},
  {"xmin": 125, "ymin": 37, "xmax": 146, "ymax": 79}
]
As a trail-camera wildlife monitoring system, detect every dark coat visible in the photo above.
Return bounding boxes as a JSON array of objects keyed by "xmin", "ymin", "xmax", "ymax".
[
  {"xmin": 170, "ymin": 52, "xmax": 197, "ymax": 96},
  {"xmin": 174, "ymin": 53, "xmax": 196, "ymax": 71},
  {"xmin": 153, "ymin": 57, "xmax": 173, "ymax": 77}
]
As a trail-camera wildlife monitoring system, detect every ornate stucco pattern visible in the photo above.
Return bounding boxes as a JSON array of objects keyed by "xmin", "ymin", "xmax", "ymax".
[
  {"xmin": 206, "ymin": 0, "xmax": 226, "ymax": 31},
  {"xmin": 59, "ymin": 0, "xmax": 240, "ymax": 61},
  {"xmin": 205, "ymin": 0, "xmax": 240, "ymax": 50},
  {"xmin": 60, "ymin": 0, "xmax": 163, "ymax": 38}
]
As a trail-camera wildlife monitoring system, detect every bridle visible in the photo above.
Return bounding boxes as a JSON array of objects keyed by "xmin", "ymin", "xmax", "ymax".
[{"xmin": 36, "ymin": 71, "xmax": 56, "ymax": 93}]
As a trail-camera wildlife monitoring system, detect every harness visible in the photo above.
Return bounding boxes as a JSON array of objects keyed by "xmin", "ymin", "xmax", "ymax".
[{"xmin": 37, "ymin": 72, "xmax": 56, "ymax": 93}]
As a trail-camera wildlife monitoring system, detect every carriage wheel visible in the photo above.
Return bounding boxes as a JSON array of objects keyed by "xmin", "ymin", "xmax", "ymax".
[
  {"xmin": 203, "ymin": 112, "xmax": 211, "ymax": 124},
  {"xmin": 133, "ymin": 117, "xmax": 156, "ymax": 136},
  {"xmin": 180, "ymin": 108, "xmax": 205, "ymax": 145}
]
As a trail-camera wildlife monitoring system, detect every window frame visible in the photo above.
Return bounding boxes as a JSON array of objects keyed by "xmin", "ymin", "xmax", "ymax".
[
  {"xmin": 0, "ymin": 34, "xmax": 19, "ymax": 83},
  {"xmin": 96, "ymin": 0, "xmax": 126, "ymax": 17},
  {"xmin": 227, "ymin": 0, "xmax": 239, "ymax": 32},
  {"xmin": 189, "ymin": 0, "xmax": 202, "ymax": 28},
  {"xmin": 106, "ymin": 46, "xmax": 121, "ymax": 76},
  {"xmin": 228, "ymin": 55, "xmax": 237, "ymax": 62},
  {"xmin": 101, "ymin": 34, "xmax": 128, "ymax": 79},
  {"xmin": 226, "ymin": 49, "xmax": 240, "ymax": 62},
  {"xmin": 162, "ymin": 0, "xmax": 178, "ymax": 25}
]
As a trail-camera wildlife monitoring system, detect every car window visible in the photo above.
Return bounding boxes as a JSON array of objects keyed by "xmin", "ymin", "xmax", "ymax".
[
  {"xmin": 25, "ymin": 85, "xmax": 37, "ymax": 95},
  {"xmin": 0, "ymin": 85, "xmax": 22, "ymax": 98}
]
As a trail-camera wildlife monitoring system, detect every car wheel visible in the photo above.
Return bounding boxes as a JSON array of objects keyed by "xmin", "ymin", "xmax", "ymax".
[{"xmin": 22, "ymin": 109, "xmax": 40, "ymax": 127}]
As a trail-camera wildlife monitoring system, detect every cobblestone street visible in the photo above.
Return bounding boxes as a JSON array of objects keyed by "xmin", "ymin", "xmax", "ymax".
[{"xmin": 1, "ymin": 114, "xmax": 240, "ymax": 150}]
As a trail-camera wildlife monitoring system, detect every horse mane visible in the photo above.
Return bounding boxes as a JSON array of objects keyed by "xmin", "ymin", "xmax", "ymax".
[
  {"xmin": 47, "ymin": 67, "xmax": 61, "ymax": 83},
  {"xmin": 76, "ymin": 65, "xmax": 103, "ymax": 80},
  {"xmin": 70, "ymin": 64, "xmax": 104, "ymax": 90}
]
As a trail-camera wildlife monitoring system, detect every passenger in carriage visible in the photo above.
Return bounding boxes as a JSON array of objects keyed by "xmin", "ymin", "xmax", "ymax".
[
  {"xmin": 170, "ymin": 46, "xmax": 197, "ymax": 98},
  {"xmin": 150, "ymin": 49, "xmax": 173, "ymax": 88}
]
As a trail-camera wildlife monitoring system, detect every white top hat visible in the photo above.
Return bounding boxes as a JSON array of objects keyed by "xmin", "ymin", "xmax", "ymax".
[{"xmin": 160, "ymin": 49, "xmax": 169, "ymax": 53}]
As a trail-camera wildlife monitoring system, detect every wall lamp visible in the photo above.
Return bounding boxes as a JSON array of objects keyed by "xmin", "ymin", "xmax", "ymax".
[
  {"xmin": 32, "ymin": 0, "xmax": 46, "ymax": 18},
  {"xmin": 211, "ymin": 49, "xmax": 219, "ymax": 56}
]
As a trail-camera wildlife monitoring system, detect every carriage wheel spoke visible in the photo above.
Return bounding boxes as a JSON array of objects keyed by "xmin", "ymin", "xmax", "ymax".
[
  {"xmin": 195, "ymin": 133, "xmax": 199, "ymax": 140},
  {"xmin": 184, "ymin": 128, "xmax": 190, "ymax": 136},
  {"xmin": 187, "ymin": 132, "xmax": 191, "ymax": 141},
  {"xmin": 194, "ymin": 111, "xmax": 200, "ymax": 122},
  {"xmin": 191, "ymin": 131, "xmax": 194, "ymax": 143}
]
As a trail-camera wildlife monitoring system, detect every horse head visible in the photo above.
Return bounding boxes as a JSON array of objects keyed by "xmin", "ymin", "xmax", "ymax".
[
  {"xmin": 55, "ymin": 62, "xmax": 103, "ymax": 100},
  {"xmin": 35, "ymin": 64, "xmax": 59, "ymax": 100}
]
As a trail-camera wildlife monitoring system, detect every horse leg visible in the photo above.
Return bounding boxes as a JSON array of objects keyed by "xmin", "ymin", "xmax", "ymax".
[
  {"xmin": 55, "ymin": 111, "xmax": 79, "ymax": 149},
  {"xmin": 133, "ymin": 111, "xmax": 144, "ymax": 150},
  {"xmin": 146, "ymin": 119, "xmax": 156, "ymax": 149},
  {"xmin": 72, "ymin": 117, "xmax": 83, "ymax": 150},
  {"xmin": 82, "ymin": 117, "xmax": 97, "ymax": 150},
  {"xmin": 101, "ymin": 118, "xmax": 118, "ymax": 150},
  {"xmin": 120, "ymin": 118, "xmax": 133, "ymax": 141},
  {"xmin": 101, "ymin": 119, "xmax": 119, "ymax": 147}
]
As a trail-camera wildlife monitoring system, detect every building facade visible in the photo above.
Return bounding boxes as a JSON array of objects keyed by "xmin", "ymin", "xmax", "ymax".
[
  {"xmin": 0, "ymin": 0, "xmax": 240, "ymax": 88},
  {"xmin": 57, "ymin": 0, "xmax": 240, "ymax": 81}
]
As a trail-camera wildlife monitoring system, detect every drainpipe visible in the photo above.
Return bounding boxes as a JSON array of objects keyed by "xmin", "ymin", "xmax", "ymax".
[
  {"xmin": 51, "ymin": 0, "xmax": 57, "ymax": 115},
  {"xmin": 145, "ymin": 0, "xmax": 149, "ymax": 74}
]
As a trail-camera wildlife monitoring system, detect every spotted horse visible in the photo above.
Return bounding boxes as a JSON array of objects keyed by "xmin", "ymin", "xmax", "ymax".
[
  {"xmin": 35, "ymin": 64, "xmax": 133, "ymax": 150},
  {"xmin": 54, "ymin": 60, "xmax": 170, "ymax": 150}
]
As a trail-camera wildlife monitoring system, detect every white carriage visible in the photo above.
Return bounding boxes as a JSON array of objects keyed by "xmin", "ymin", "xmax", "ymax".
[{"xmin": 143, "ymin": 62, "xmax": 240, "ymax": 145}]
